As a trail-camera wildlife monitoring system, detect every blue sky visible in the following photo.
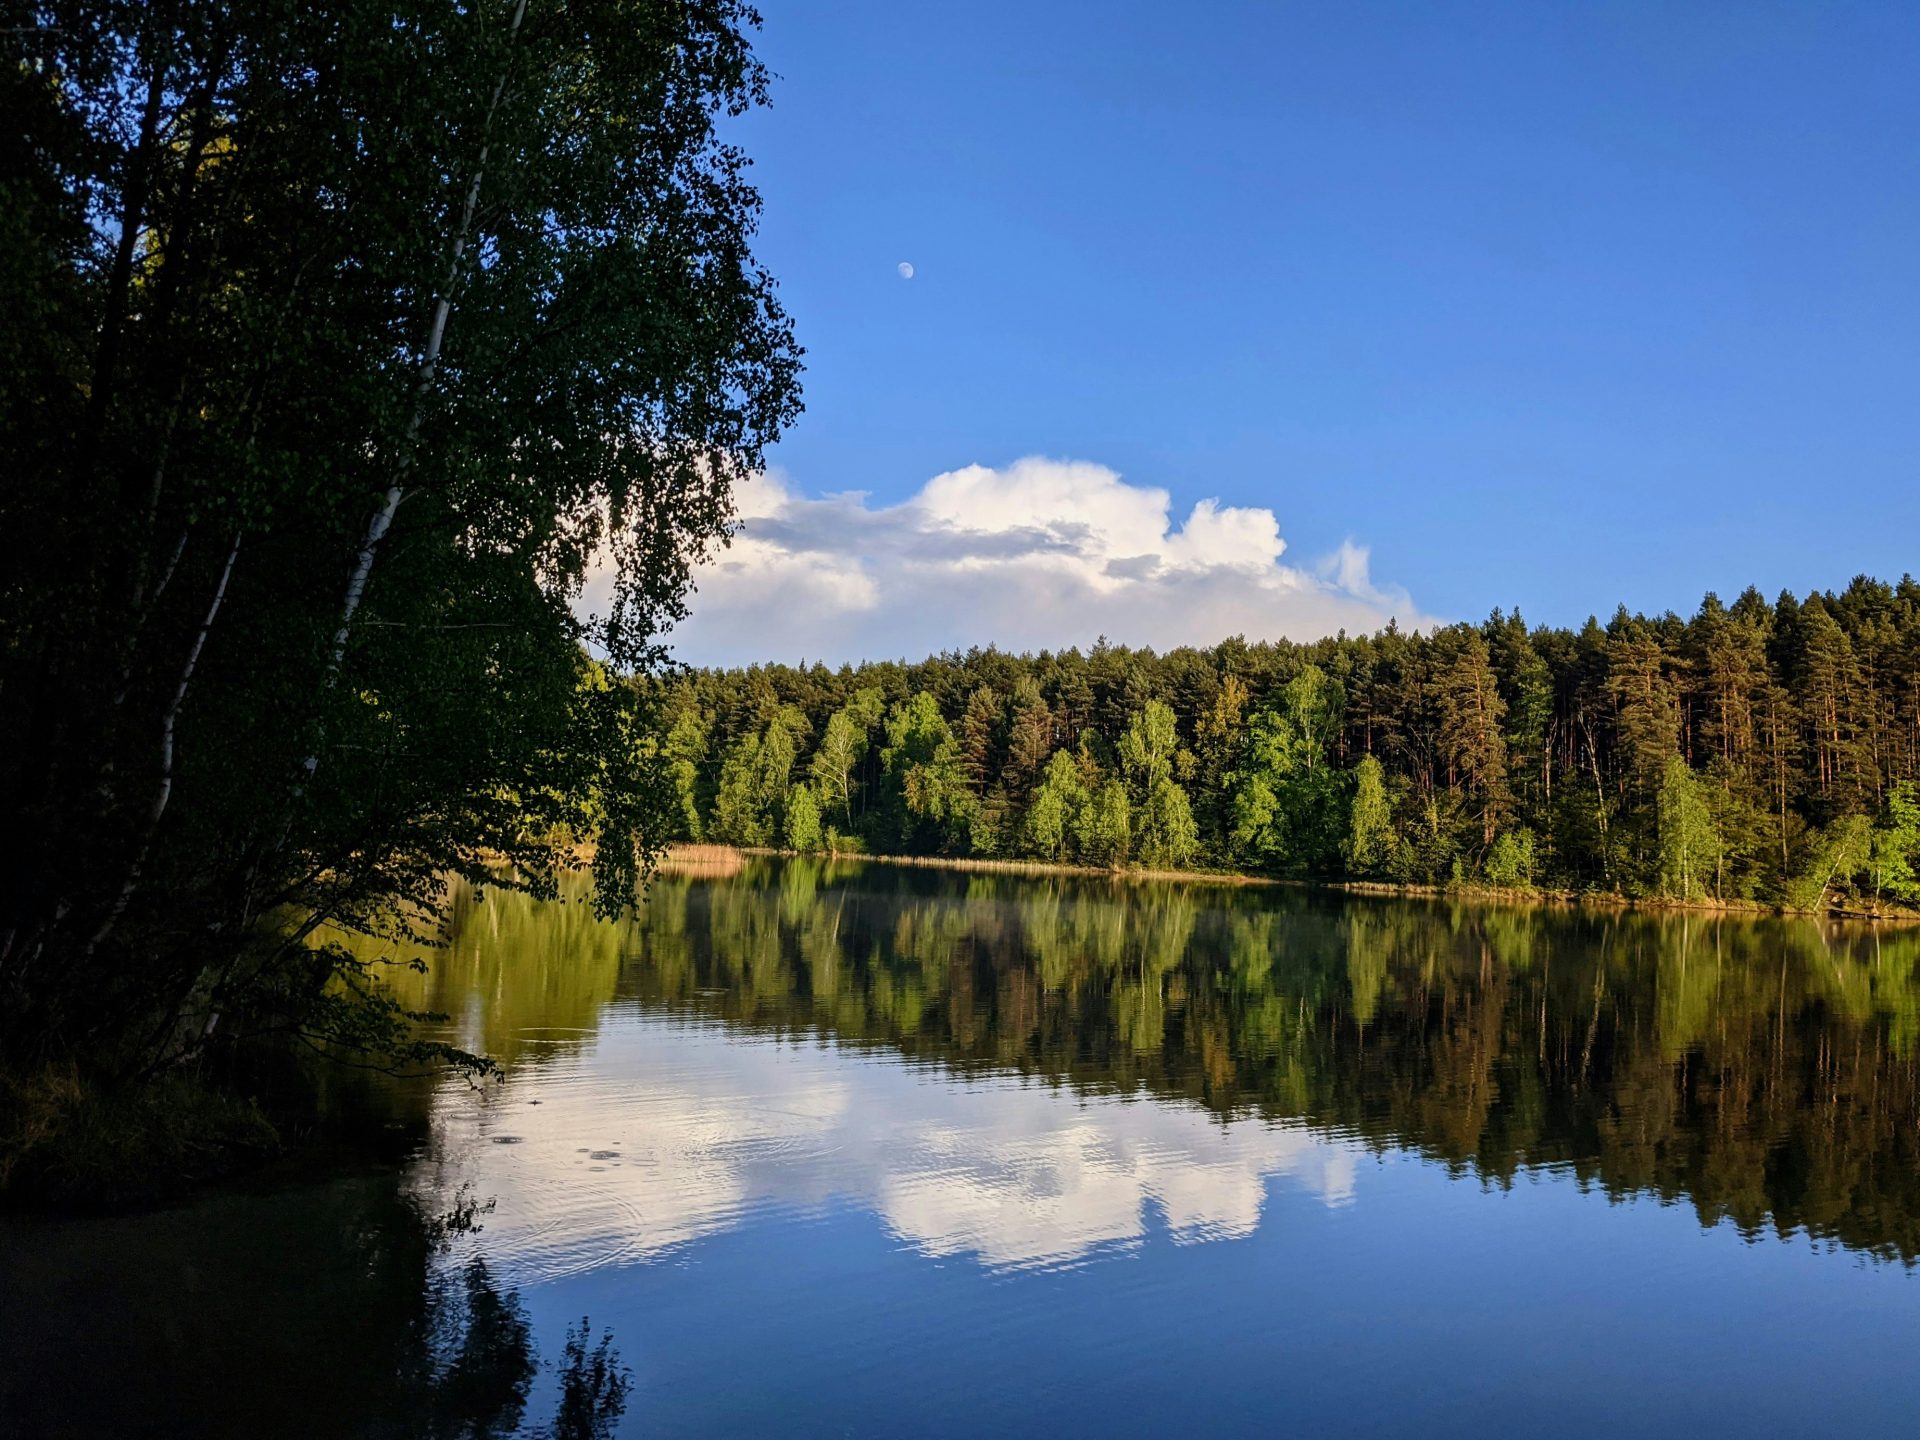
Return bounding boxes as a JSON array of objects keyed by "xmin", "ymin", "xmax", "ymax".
[{"xmin": 674, "ymin": 1, "xmax": 1920, "ymax": 663}]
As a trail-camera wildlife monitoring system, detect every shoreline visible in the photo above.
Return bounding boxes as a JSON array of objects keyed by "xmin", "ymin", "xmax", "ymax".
[{"xmin": 661, "ymin": 844, "xmax": 1920, "ymax": 925}]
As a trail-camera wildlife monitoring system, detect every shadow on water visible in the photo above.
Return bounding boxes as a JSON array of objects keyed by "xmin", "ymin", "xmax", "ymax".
[{"xmin": 0, "ymin": 1180, "xmax": 628, "ymax": 1440}]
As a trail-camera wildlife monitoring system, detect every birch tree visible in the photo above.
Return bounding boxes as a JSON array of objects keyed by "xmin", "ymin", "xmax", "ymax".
[{"xmin": 0, "ymin": 0, "xmax": 801, "ymax": 1072}]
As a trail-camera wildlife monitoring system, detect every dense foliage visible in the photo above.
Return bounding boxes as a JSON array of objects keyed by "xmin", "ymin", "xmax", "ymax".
[
  {"xmin": 0, "ymin": 0, "xmax": 799, "ymax": 1078},
  {"xmin": 654, "ymin": 578, "xmax": 1920, "ymax": 911}
]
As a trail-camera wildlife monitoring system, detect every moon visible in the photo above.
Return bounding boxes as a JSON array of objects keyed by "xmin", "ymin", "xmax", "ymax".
[{"xmin": 897, "ymin": 261, "xmax": 914, "ymax": 280}]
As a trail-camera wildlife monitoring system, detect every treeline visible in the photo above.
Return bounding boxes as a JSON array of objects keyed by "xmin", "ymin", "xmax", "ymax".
[{"xmin": 649, "ymin": 576, "xmax": 1920, "ymax": 910}]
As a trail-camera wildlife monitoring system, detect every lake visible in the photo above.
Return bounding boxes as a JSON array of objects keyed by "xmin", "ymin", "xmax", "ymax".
[{"xmin": 5, "ymin": 858, "xmax": 1920, "ymax": 1437}]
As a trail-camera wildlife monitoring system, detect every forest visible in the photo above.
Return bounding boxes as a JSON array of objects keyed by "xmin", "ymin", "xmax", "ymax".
[{"xmin": 652, "ymin": 577, "xmax": 1920, "ymax": 911}]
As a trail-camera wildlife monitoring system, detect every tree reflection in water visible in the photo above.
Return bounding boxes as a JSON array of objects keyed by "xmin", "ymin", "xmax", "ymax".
[
  {"xmin": 388, "ymin": 1188, "xmax": 631, "ymax": 1440},
  {"xmin": 0, "ymin": 1182, "xmax": 628, "ymax": 1440},
  {"xmin": 10, "ymin": 861, "xmax": 1920, "ymax": 1435},
  {"xmin": 387, "ymin": 858, "xmax": 1920, "ymax": 1265}
]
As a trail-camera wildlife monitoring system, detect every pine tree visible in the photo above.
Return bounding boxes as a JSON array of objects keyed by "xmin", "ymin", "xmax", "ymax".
[
  {"xmin": 1432, "ymin": 627, "xmax": 1511, "ymax": 849},
  {"xmin": 958, "ymin": 685, "xmax": 1002, "ymax": 796},
  {"xmin": 1489, "ymin": 610, "xmax": 1553, "ymax": 822},
  {"xmin": 1608, "ymin": 614, "xmax": 1677, "ymax": 796},
  {"xmin": 1192, "ymin": 672, "xmax": 1249, "ymax": 847},
  {"xmin": 1004, "ymin": 677, "xmax": 1056, "ymax": 801},
  {"xmin": 1799, "ymin": 599, "xmax": 1874, "ymax": 813}
]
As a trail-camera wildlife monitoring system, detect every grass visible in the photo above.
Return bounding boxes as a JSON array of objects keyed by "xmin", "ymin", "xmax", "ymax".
[{"xmin": 0, "ymin": 1064, "xmax": 283, "ymax": 1212}]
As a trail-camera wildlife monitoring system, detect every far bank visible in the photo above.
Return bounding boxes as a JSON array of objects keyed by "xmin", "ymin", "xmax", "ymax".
[{"xmin": 657, "ymin": 844, "xmax": 1920, "ymax": 924}]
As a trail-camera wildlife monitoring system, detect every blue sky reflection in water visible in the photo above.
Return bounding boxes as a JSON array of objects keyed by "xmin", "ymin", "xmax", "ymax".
[
  {"xmin": 416, "ymin": 860, "xmax": 1920, "ymax": 1436},
  {"xmin": 8, "ymin": 860, "xmax": 1920, "ymax": 1436},
  {"xmin": 449, "ymin": 1014, "xmax": 1920, "ymax": 1438}
]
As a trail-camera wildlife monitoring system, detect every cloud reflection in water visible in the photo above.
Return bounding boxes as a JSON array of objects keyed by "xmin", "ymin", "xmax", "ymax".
[{"xmin": 425, "ymin": 1014, "xmax": 1365, "ymax": 1281}]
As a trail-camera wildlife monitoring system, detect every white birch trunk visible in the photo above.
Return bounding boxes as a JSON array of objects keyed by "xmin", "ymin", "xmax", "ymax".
[
  {"xmin": 306, "ymin": 0, "xmax": 529, "ymax": 779},
  {"xmin": 88, "ymin": 529, "xmax": 244, "ymax": 955}
]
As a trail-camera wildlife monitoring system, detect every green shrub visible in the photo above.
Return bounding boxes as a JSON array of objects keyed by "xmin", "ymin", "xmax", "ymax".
[{"xmin": 1484, "ymin": 828, "xmax": 1537, "ymax": 889}]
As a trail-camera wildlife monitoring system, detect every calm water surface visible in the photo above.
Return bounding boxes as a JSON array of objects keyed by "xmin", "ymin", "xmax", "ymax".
[{"xmin": 6, "ymin": 859, "xmax": 1920, "ymax": 1437}]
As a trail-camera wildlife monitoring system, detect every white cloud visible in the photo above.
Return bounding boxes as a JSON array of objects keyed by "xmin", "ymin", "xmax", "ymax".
[{"xmin": 616, "ymin": 456, "xmax": 1434, "ymax": 666}]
